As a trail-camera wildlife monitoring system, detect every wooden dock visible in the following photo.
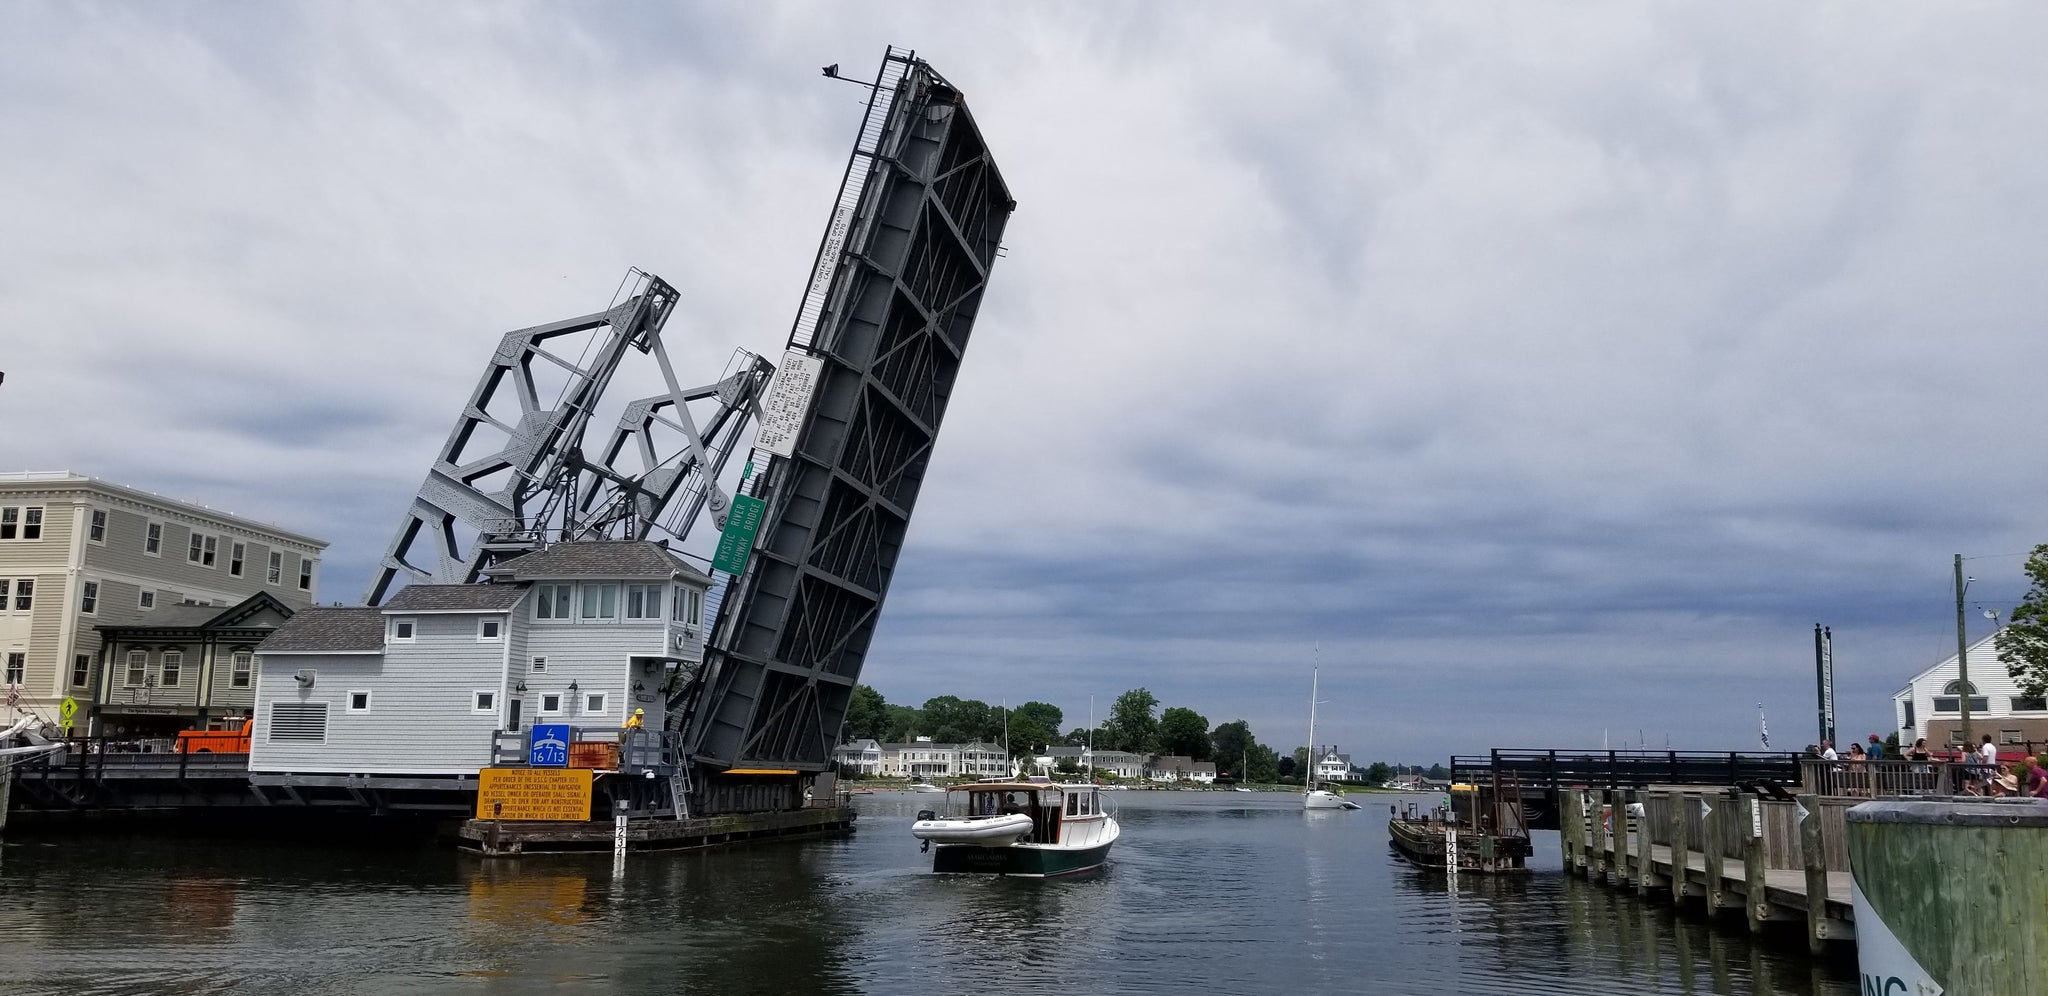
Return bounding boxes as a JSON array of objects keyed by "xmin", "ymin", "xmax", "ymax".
[
  {"xmin": 1558, "ymin": 787, "xmax": 1855, "ymax": 955},
  {"xmin": 459, "ymin": 805, "xmax": 856, "ymax": 856}
]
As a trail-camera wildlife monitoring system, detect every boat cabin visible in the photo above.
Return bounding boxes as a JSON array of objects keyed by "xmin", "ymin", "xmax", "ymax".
[{"xmin": 944, "ymin": 780, "xmax": 1103, "ymax": 844}]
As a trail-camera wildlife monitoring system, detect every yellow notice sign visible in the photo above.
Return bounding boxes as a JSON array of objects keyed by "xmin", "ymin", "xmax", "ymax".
[{"xmin": 476, "ymin": 767, "xmax": 594, "ymax": 821}]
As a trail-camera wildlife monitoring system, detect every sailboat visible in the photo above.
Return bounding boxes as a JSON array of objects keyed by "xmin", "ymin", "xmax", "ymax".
[{"xmin": 1304, "ymin": 665, "xmax": 1359, "ymax": 811}]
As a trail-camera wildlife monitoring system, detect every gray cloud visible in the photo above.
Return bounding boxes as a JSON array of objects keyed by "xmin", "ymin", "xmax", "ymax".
[{"xmin": 5, "ymin": 2, "xmax": 2045, "ymax": 762}]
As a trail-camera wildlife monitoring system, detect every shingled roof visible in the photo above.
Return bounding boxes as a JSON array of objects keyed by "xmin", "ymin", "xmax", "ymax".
[
  {"xmin": 480, "ymin": 540, "xmax": 711, "ymax": 584},
  {"xmin": 258, "ymin": 607, "xmax": 386, "ymax": 653},
  {"xmin": 381, "ymin": 583, "xmax": 531, "ymax": 613}
]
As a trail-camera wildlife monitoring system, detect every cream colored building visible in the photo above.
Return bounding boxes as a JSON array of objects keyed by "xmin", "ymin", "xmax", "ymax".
[{"xmin": 0, "ymin": 472, "xmax": 326, "ymax": 725}]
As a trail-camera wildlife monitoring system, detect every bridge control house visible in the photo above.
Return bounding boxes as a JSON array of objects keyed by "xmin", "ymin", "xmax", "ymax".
[{"xmin": 248, "ymin": 540, "xmax": 711, "ymax": 781}]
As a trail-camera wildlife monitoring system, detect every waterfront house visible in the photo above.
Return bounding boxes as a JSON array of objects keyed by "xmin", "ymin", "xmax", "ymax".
[
  {"xmin": 91, "ymin": 591, "xmax": 296, "ymax": 738},
  {"xmin": 1046, "ymin": 746, "xmax": 1146, "ymax": 779},
  {"xmin": 248, "ymin": 540, "xmax": 710, "ymax": 777},
  {"xmin": 1147, "ymin": 754, "xmax": 1196, "ymax": 782},
  {"xmin": 1891, "ymin": 629, "xmax": 2047, "ymax": 749},
  {"xmin": 0, "ymin": 471, "xmax": 326, "ymax": 727},
  {"xmin": 834, "ymin": 738, "xmax": 883, "ymax": 776},
  {"xmin": 1190, "ymin": 761, "xmax": 1217, "ymax": 784},
  {"xmin": 875, "ymin": 740, "xmax": 1008, "ymax": 779},
  {"xmin": 1315, "ymin": 749, "xmax": 1353, "ymax": 783}
]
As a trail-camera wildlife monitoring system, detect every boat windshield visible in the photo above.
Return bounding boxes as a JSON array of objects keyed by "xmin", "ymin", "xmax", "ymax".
[{"xmin": 964, "ymin": 789, "xmax": 1037, "ymax": 817}]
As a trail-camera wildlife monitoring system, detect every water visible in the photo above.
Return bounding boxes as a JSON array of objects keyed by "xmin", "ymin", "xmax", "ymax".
[{"xmin": 0, "ymin": 791, "xmax": 1855, "ymax": 995}]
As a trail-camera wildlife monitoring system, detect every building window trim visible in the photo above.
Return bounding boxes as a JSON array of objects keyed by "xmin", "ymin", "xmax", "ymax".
[
  {"xmin": 160, "ymin": 650, "xmax": 183, "ymax": 688},
  {"xmin": 80, "ymin": 580, "xmax": 99, "ymax": 615},
  {"xmin": 230, "ymin": 650, "xmax": 254, "ymax": 689},
  {"xmin": 0, "ymin": 506, "xmax": 43, "ymax": 542},
  {"xmin": 124, "ymin": 650, "xmax": 149, "ymax": 687},
  {"xmin": 145, "ymin": 521, "xmax": 163, "ymax": 556},
  {"xmin": 390, "ymin": 618, "xmax": 417, "ymax": 643},
  {"xmin": 473, "ymin": 691, "xmax": 497, "ymax": 714},
  {"xmin": 625, "ymin": 584, "xmax": 662, "ymax": 620},
  {"xmin": 88, "ymin": 509, "xmax": 107, "ymax": 545},
  {"xmin": 584, "ymin": 692, "xmax": 608, "ymax": 714},
  {"xmin": 139, "ymin": 589, "xmax": 156, "ymax": 610},
  {"xmin": 299, "ymin": 557, "xmax": 314, "ymax": 591},
  {"xmin": 230, "ymin": 542, "xmax": 246, "ymax": 577},
  {"xmin": 347, "ymin": 690, "xmax": 371, "ymax": 713},
  {"xmin": 71, "ymin": 654, "xmax": 91, "ymax": 689},
  {"xmin": 539, "ymin": 693, "xmax": 563, "ymax": 715},
  {"xmin": 3, "ymin": 652, "xmax": 23, "ymax": 686},
  {"xmin": 535, "ymin": 584, "xmax": 571, "ymax": 621},
  {"xmin": 267, "ymin": 551, "xmax": 283, "ymax": 585},
  {"xmin": 12, "ymin": 579, "xmax": 33, "ymax": 612},
  {"xmin": 477, "ymin": 618, "xmax": 502, "ymax": 642},
  {"xmin": 579, "ymin": 583, "xmax": 619, "ymax": 621}
]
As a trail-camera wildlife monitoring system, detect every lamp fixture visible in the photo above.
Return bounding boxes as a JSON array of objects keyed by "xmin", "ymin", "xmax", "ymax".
[
  {"xmin": 568, "ymin": 680, "xmax": 579, "ymax": 693},
  {"xmin": 632, "ymin": 679, "xmax": 645, "ymax": 692},
  {"xmin": 513, "ymin": 679, "xmax": 527, "ymax": 693}
]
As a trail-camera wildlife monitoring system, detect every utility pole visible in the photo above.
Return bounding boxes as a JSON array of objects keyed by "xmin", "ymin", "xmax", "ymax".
[{"xmin": 1956, "ymin": 554, "xmax": 1973, "ymax": 748}]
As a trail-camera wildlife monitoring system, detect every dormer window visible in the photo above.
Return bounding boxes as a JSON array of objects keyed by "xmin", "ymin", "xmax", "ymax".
[
  {"xmin": 535, "ymin": 584, "xmax": 572, "ymax": 620},
  {"xmin": 390, "ymin": 618, "xmax": 417, "ymax": 642},
  {"xmin": 625, "ymin": 584, "xmax": 663, "ymax": 620}
]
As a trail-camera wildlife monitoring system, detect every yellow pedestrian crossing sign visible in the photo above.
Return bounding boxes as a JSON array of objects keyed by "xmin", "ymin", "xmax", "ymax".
[{"xmin": 59, "ymin": 696, "xmax": 78, "ymax": 732}]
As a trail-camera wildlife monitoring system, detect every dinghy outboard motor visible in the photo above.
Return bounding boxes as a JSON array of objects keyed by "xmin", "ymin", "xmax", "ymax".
[{"xmin": 917, "ymin": 810, "xmax": 937, "ymax": 851}]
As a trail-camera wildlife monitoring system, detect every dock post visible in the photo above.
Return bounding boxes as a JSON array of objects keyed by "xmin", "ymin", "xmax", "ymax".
[
  {"xmin": 1669, "ymin": 790, "xmax": 1690, "ymax": 903},
  {"xmin": 1635, "ymin": 792, "xmax": 1655, "ymax": 898},
  {"xmin": 1610, "ymin": 790, "xmax": 1631, "ymax": 887},
  {"xmin": 1704, "ymin": 791, "xmax": 1729, "ymax": 914},
  {"xmin": 1588, "ymin": 788, "xmax": 1608, "ymax": 883},
  {"xmin": 0, "ymin": 758, "xmax": 10, "ymax": 834},
  {"xmin": 1564, "ymin": 786, "xmax": 1581, "ymax": 873},
  {"xmin": 1743, "ymin": 796, "xmax": 1769, "ymax": 935},
  {"xmin": 1796, "ymin": 793, "xmax": 1845, "ymax": 954}
]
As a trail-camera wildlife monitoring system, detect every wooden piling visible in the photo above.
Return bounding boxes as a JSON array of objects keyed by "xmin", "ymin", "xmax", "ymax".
[
  {"xmin": 1703, "ymin": 791, "xmax": 1730, "ymax": 912},
  {"xmin": 1561, "ymin": 790, "xmax": 1579, "ymax": 871},
  {"xmin": 1609, "ymin": 790, "xmax": 1631, "ymax": 887},
  {"xmin": 1589, "ymin": 789, "xmax": 1608, "ymax": 883},
  {"xmin": 1668, "ymin": 790, "xmax": 1689, "ymax": 903},
  {"xmin": 1743, "ymin": 796, "xmax": 1769, "ymax": 935},
  {"xmin": 1635, "ymin": 794, "xmax": 1655, "ymax": 898},
  {"xmin": 1796, "ymin": 793, "xmax": 1848, "ymax": 954}
]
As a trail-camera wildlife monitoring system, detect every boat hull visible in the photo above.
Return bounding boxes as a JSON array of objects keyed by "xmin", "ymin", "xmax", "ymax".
[{"xmin": 932, "ymin": 838, "xmax": 1114, "ymax": 877}]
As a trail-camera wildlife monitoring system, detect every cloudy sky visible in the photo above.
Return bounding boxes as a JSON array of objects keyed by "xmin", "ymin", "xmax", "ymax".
[{"xmin": 7, "ymin": 3, "xmax": 2046, "ymax": 763}]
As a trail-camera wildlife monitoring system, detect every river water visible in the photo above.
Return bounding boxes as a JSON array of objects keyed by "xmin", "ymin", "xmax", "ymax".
[{"xmin": 0, "ymin": 791, "xmax": 1855, "ymax": 995}]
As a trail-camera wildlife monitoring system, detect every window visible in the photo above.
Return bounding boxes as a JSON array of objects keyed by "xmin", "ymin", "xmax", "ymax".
[
  {"xmin": 267, "ymin": 551, "xmax": 282, "ymax": 584},
  {"xmin": 80, "ymin": 581, "xmax": 98, "ymax": 614},
  {"xmin": 139, "ymin": 589, "xmax": 156, "ymax": 610},
  {"xmin": 674, "ymin": 586, "xmax": 703, "ymax": 626},
  {"xmin": 160, "ymin": 651, "xmax": 182, "ymax": 687},
  {"xmin": 2002, "ymin": 730, "xmax": 2024, "ymax": 745},
  {"xmin": 12, "ymin": 579, "xmax": 31, "ymax": 612},
  {"xmin": 531, "ymin": 656, "xmax": 547, "ymax": 673},
  {"xmin": 625, "ymin": 584, "xmax": 662, "ymax": 620},
  {"xmin": 267, "ymin": 702, "xmax": 328, "ymax": 743},
  {"xmin": 390, "ymin": 618, "xmax": 416, "ymax": 642},
  {"xmin": 89, "ymin": 509, "xmax": 106, "ymax": 543},
  {"xmin": 230, "ymin": 542, "xmax": 245, "ymax": 577},
  {"xmin": 535, "ymin": 584, "xmax": 572, "ymax": 620},
  {"xmin": 540, "ymin": 693, "xmax": 562, "ymax": 714},
  {"xmin": 145, "ymin": 522, "xmax": 162, "ymax": 555},
  {"xmin": 477, "ymin": 618, "xmax": 502, "ymax": 641},
  {"xmin": 1066, "ymin": 793, "xmax": 1079, "ymax": 816},
  {"xmin": 1933, "ymin": 696, "xmax": 1989, "ymax": 714},
  {"xmin": 1901, "ymin": 700, "xmax": 1916, "ymax": 730},
  {"xmin": 1942, "ymin": 679, "xmax": 1979, "ymax": 694},
  {"xmin": 348, "ymin": 690, "xmax": 371, "ymax": 712},
  {"xmin": 474, "ymin": 691, "xmax": 496, "ymax": 713},
  {"xmin": 188, "ymin": 531, "xmax": 207, "ymax": 565},
  {"xmin": 230, "ymin": 651, "xmax": 254, "ymax": 688},
  {"xmin": 2013, "ymin": 696, "xmax": 2047, "ymax": 712},
  {"xmin": 3, "ymin": 652, "xmax": 22, "ymax": 685},
  {"xmin": 299, "ymin": 557, "xmax": 314, "ymax": 590},
  {"xmin": 1949, "ymin": 730, "xmax": 1968, "ymax": 745},
  {"xmin": 579, "ymin": 583, "xmax": 618, "ymax": 620},
  {"xmin": 71, "ymin": 654, "xmax": 91, "ymax": 688},
  {"xmin": 584, "ymin": 693, "xmax": 607, "ymax": 714},
  {"xmin": 125, "ymin": 650, "xmax": 148, "ymax": 687},
  {"xmin": 0, "ymin": 506, "xmax": 42, "ymax": 541}
]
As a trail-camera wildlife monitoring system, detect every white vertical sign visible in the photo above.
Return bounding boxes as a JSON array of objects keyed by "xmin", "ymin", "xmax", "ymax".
[
  {"xmin": 614, "ymin": 813, "xmax": 629, "ymax": 857},
  {"xmin": 755, "ymin": 350, "xmax": 826, "ymax": 458},
  {"xmin": 808, "ymin": 206, "xmax": 854, "ymax": 300},
  {"xmin": 1444, "ymin": 825, "xmax": 1459, "ymax": 876}
]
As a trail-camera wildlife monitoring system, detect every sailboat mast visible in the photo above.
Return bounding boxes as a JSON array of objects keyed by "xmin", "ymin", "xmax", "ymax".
[{"xmin": 1307, "ymin": 665, "xmax": 1318, "ymax": 793}]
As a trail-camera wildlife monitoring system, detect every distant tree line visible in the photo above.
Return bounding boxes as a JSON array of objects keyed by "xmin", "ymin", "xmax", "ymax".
[{"xmin": 840, "ymin": 685, "xmax": 1300, "ymax": 782}]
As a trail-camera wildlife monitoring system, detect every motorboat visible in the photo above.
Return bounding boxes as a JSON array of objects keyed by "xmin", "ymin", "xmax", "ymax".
[
  {"xmin": 914, "ymin": 778, "xmax": 1119, "ymax": 877},
  {"xmin": 1305, "ymin": 787, "xmax": 1361, "ymax": 810},
  {"xmin": 907, "ymin": 782, "xmax": 945, "ymax": 793},
  {"xmin": 910, "ymin": 811, "xmax": 1033, "ymax": 846}
]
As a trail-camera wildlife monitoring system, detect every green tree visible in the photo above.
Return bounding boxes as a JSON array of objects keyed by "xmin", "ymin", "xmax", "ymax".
[
  {"xmin": 1999, "ymin": 544, "xmax": 2048, "ymax": 695},
  {"xmin": 1244, "ymin": 742, "xmax": 1279, "ymax": 783},
  {"xmin": 1104, "ymin": 688, "xmax": 1161, "ymax": 754},
  {"xmin": 1006, "ymin": 701, "xmax": 1063, "ymax": 758},
  {"xmin": 1292, "ymin": 746, "xmax": 1310, "ymax": 778},
  {"xmin": 920, "ymin": 696, "xmax": 999, "ymax": 744},
  {"xmin": 1365, "ymin": 761, "xmax": 1392, "ymax": 785},
  {"xmin": 1277, "ymin": 755, "xmax": 1296, "ymax": 780},
  {"xmin": 1427, "ymin": 763, "xmax": 1447, "ymax": 781},
  {"xmin": 881, "ymin": 704, "xmax": 919, "ymax": 743},
  {"xmin": 841, "ymin": 684, "xmax": 889, "ymax": 741},
  {"xmin": 1211, "ymin": 720, "xmax": 1255, "ymax": 777},
  {"xmin": 1157, "ymin": 706, "xmax": 1212, "ymax": 760}
]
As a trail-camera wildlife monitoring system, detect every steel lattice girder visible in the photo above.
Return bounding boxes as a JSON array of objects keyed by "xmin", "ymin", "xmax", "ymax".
[{"xmin": 688, "ymin": 54, "xmax": 1014, "ymax": 772}]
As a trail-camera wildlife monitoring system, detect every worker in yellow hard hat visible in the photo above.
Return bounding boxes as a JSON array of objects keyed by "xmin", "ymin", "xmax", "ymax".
[{"xmin": 623, "ymin": 708, "xmax": 645, "ymax": 731}]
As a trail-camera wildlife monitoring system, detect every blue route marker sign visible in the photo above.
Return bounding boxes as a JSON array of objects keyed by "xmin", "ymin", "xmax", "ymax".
[{"xmin": 528, "ymin": 724, "xmax": 571, "ymax": 768}]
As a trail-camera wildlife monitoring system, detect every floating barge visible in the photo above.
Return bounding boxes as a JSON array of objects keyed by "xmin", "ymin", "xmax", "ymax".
[
  {"xmin": 1387, "ymin": 782, "xmax": 1532, "ymax": 874},
  {"xmin": 460, "ymin": 805, "xmax": 856, "ymax": 856}
]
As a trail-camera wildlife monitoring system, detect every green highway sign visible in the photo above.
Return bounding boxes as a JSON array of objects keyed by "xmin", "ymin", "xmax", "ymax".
[{"xmin": 711, "ymin": 495, "xmax": 767, "ymax": 574}]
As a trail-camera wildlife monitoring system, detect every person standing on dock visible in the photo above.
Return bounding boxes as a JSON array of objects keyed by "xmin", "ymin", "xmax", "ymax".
[
  {"xmin": 1866, "ymin": 734, "xmax": 1884, "ymax": 760},
  {"xmin": 1820, "ymin": 740, "xmax": 1838, "ymax": 761},
  {"xmin": 624, "ymin": 708, "xmax": 645, "ymax": 731}
]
